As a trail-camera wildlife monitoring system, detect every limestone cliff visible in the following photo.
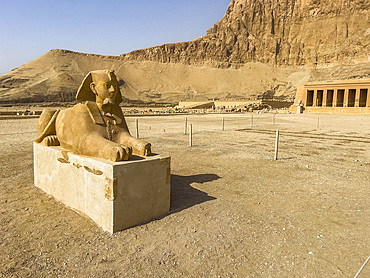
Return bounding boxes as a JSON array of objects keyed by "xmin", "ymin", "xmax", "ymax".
[
  {"xmin": 122, "ymin": 0, "xmax": 369, "ymax": 66},
  {"xmin": 0, "ymin": 0, "xmax": 369, "ymax": 104}
]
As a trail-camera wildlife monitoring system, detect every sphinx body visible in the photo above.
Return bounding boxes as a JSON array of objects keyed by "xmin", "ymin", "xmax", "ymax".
[{"xmin": 35, "ymin": 70, "xmax": 151, "ymax": 162}]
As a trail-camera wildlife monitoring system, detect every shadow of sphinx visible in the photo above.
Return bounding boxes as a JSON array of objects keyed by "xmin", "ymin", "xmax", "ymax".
[{"xmin": 169, "ymin": 173, "xmax": 219, "ymax": 214}]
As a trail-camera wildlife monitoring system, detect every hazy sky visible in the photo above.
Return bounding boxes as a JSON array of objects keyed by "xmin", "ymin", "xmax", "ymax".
[{"xmin": 0, "ymin": 0, "xmax": 230, "ymax": 75}]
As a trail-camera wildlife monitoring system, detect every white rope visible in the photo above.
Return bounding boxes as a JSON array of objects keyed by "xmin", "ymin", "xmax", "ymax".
[{"xmin": 354, "ymin": 255, "xmax": 370, "ymax": 278}]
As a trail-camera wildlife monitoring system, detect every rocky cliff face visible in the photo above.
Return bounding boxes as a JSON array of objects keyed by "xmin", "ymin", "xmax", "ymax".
[
  {"xmin": 0, "ymin": 0, "xmax": 369, "ymax": 104},
  {"xmin": 122, "ymin": 0, "xmax": 369, "ymax": 67}
]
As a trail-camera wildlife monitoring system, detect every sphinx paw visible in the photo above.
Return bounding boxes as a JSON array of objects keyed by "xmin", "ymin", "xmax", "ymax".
[
  {"xmin": 134, "ymin": 142, "xmax": 151, "ymax": 156},
  {"xmin": 107, "ymin": 145, "xmax": 132, "ymax": 162},
  {"xmin": 121, "ymin": 145, "xmax": 132, "ymax": 160},
  {"xmin": 41, "ymin": 135, "xmax": 60, "ymax": 146}
]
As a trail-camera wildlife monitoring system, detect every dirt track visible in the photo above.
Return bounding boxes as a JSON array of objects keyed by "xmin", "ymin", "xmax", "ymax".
[{"xmin": 0, "ymin": 113, "xmax": 369, "ymax": 277}]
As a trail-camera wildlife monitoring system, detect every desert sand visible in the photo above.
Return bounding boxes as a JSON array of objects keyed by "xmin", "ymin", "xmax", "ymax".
[{"xmin": 0, "ymin": 113, "xmax": 369, "ymax": 277}]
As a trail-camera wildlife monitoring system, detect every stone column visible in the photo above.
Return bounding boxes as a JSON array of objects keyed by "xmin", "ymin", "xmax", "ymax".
[
  {"xmin": 355, "ymin": 88, "xmax": 360, "ymax": 107},
  {"xmin": 322, "ymin": 89, "xmax": 327, "ymax": 107},
  {"xmin": 344, "ymin": 88, "xmax": 349, "ymax": 107},
  {"xmin": 313, "ymin": 89, "xmax": 317, "ymax": 107},
  {"xmin": 333, "ymin": 89, "xmax": 338, "ymax": 107},
  {"xmin": 367, "ymin": 88, "xmax": 370, "ymax": 107}
]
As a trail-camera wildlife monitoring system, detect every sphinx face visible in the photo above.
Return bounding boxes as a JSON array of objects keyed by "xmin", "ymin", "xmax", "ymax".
[{"xmin": 90, "ymin": 72, "xmax": 120, "ymax": 107}]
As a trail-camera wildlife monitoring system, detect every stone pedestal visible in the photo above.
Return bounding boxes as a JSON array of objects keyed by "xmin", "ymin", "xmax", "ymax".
[{"xmin": 33, "ymin": 143, "xmax": 170, "ymax": 233}]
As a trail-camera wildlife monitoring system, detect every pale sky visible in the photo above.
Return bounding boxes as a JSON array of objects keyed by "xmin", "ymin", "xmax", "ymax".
[{"xmin": 0, "ymin": 0, "xmax": 230, "ymax": 75}]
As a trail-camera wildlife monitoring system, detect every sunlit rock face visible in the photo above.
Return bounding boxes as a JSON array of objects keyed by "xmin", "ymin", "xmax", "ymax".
[
  {"xmin": 0, "ymin": 0, "xmax": 368, "ymax": 104},
  {"xmin": 122, "ymin": 0, "xmax": 369, "ymax": 67}
]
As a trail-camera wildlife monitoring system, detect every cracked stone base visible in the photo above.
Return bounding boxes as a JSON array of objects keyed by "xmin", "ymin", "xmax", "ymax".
[{"xmin": 33, "ymin": 142, "xmax": 170, "ymax": 233}]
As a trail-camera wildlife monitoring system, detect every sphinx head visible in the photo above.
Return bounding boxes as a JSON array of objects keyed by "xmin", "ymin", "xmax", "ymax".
[{"xmin": 76, "ymin": 70, "xmax": 123, "ymax": 110}]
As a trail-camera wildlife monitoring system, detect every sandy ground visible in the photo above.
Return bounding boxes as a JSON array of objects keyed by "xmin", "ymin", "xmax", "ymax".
[{"xmin": 0, "ymin": 113, "xmax": 369, "ymax": 277}]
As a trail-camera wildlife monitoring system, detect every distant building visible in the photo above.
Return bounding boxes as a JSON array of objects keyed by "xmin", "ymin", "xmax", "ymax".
[
  {"xmin": 176, "ymin": 100, "xmax": 292, "ymax": 110},
  {"xmin": 291, "ymin": 80, "xmax": 370, "ymax": 114}
]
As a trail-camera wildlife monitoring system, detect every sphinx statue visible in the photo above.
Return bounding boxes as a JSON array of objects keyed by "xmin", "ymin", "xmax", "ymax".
[{"xmin": 35, "ymin": 70, "xmax": 151, "ymax": 161}]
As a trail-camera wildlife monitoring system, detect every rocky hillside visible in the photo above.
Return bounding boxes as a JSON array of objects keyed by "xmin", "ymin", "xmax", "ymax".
[
  {"xmin": 122, "ymin": 0, "xmax": 369, "ymax": 67},
  {"xmin": 0, "ymin": 49, "xmax": 308, "ymax": 104},
  {"xmin": 0, "ymin": 0, "xmax": 369, "ymax": 104},
  {"xmin": 0, "ymin": 50, "xmax": 123, "ymax": 104}
]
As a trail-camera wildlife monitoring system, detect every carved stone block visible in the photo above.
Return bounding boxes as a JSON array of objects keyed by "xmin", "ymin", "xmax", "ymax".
[{"xmin": 33, "ymin": 143, "xmax": 170, "ymax": 233}]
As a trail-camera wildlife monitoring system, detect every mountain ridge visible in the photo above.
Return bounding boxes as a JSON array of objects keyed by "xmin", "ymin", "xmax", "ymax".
[
  {"xmin": 121, "ymin": 0, "xmax": 369, "ymax": 66},
  {"xmin": 0, "ymin": 0, "xmax": 369, "ymax": 104}
]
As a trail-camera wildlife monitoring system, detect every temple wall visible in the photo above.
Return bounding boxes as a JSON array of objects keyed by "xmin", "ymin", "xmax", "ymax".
[{"xmin": 290, "ymin": 80, "xmax": 370, "ymax": 114}]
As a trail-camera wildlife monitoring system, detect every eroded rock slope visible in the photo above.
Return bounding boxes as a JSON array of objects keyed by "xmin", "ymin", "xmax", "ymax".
[
  {"xmin": 0, "ymin": 0, "xmax": 368, "ymax": 104},
  {"xmin": 122, "ymin": 0, "xmax": 369, "ymax": 66}
]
